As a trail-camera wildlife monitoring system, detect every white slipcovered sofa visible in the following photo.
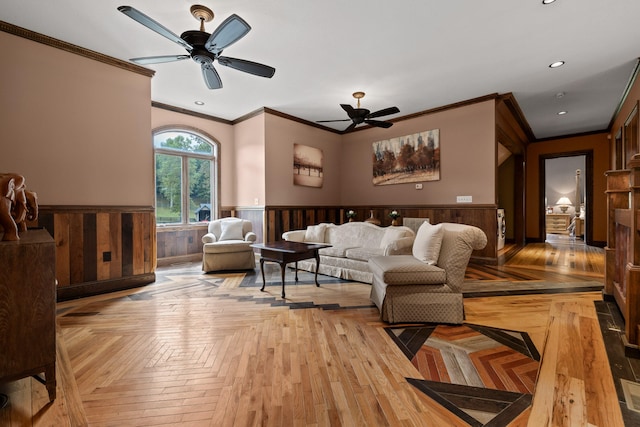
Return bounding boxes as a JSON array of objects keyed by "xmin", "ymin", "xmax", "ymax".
[
  {"xmin": 202, "ymin": 217, "xmax": 256, "ymax": 272},
  {"xmin": 282, "ymin": 222, "xmax": 415, "ymax": 283}
]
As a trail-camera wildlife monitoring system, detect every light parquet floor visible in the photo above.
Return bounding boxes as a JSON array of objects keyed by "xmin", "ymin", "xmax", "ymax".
[{"xmin": 0, "ymin": 240, "xmax": 628, "ymax": 426}]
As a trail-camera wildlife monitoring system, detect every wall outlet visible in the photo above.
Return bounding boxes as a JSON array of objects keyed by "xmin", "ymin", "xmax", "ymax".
[
  {"xmin": 254, "ymin": 198, "xmax": 259, "ymax": 205},
  {"xmin": 456, "ymin": 195, "xmax": 473, "ymax": 203},
  {"xmin": 415, "ymin": 183, "xmax": 423, "ymax": 190}
]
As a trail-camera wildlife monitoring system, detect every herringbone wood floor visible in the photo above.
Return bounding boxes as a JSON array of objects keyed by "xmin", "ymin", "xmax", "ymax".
[{"xmin": 0, "ymin": 240, "xmax": 625, "ymax": 426}]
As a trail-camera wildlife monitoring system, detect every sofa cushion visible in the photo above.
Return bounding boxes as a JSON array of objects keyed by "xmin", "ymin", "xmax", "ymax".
[
  {"xmin": 219, "ymin": 219, "xmax": 244, "ymax": 241},
  {"xmin": 369, "ymin": 255, "xmax": 446, "ymax": 285},
  {"xmin": 203, "ymin": 240, "xmax": 253, "ymax": 254},
  {"xmin": 345, "ymin": 247, "xmax": 385, "ymax": 262},
  {"xmin": 304, "ymin": 224, "xmax": 326, "ymax": 243},
  {"xmin": 412, "ymin": 221, "xmax": 444, "ymax": 265},
  {"xmin": 380, "ymin": 227, "xmax": 408, "ymax": 249},
  {"xmin": 319, "ymin": 245, "xmax": 353, "ymax": 257}
]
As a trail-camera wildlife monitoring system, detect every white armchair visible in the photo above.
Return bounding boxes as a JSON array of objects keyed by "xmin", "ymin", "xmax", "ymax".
[{"xmin": 202, "ymin": 217, "xmax": 257, "ymax": 272}]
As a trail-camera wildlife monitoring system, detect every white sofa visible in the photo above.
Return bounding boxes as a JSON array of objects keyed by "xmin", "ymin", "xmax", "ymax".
[{"xmin": 282, "ymin": 222, "xmax": 415, "ymax": 283}]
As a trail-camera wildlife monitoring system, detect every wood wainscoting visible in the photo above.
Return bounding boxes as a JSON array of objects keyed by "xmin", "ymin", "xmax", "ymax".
[
  {"xmin": 265, "ymin": 205, "xmax": 499, "ymax": 263},
  {"xmin": 36, "ymin": 206, "xmax": 156, "ymax": 301}
]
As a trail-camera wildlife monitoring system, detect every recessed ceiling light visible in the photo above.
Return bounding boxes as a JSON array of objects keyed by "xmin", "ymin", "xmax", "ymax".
[
  {"xmin": 542, "ymin": 0, "xmax": 556, "ymax": 4},
  {"xmin": 555, "ymin": 92, "xmax": 565, "ymax": 98},
  {"xmin": 557, "ymin": 111, "xmax": 568, "ymax": 115},
  {"xmin": 194, "ymin": 101, "xmax": 205, "ymax": 106},
  {"xmin": 549, "ymin": 61, "xmax": 565, "ymax": 68}
]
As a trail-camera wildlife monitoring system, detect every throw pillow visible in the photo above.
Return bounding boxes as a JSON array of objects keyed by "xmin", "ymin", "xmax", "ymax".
[
  {"xmin": 379, "ymin": 227, "xmax": 406, "ymax": 248},
  {"xmin": 304, "ymin": 224, "xmax": 326, "ymax": 243},
  {"xmin": 219, "ymin": 219, "xmax": 244, "ymax": 241},
  {"xmin": 412, "ymin": 221, "xmax": 444, "ymax": 265}
]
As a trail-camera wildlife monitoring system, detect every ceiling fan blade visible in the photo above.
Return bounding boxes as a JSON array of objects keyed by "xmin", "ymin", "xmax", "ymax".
[
  {"xmin": 130, "ymin": 55, "xmax": 190, "ymax": 65},
  {"xmin": 205, "ymin": 14, "xmax": 251, "ymax": 55},
  {"xmin": 117, "ymin": 6, "xmax": 193, "ymax": 51},
  {"xmin": 340, "ymin": 104, "xmax": 356, "ymax": 117},
  {"xmin": 365, "ymin": 120, "xmax": 394, "ymax": 129},
  {"xmin": 368, "ymin": 106, "xmax": 400, "ymax": 119},
  {"xmin": 344, "ymin": 122, "xmax": 357, "ymax": 132},
  {"xmin": 217, "ymin": 56, "xmax": 275, "ymax": 78},
  {"xmin": 316, "ymin": 119, "xmax": 352, "ymax": 123},
  {"xmin": 201, "ymin": 63, "xmax": 222, "ymax": 89}
]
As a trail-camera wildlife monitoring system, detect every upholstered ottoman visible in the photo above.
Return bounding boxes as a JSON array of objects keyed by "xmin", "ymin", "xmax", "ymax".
[{"xmin": 369, "ymin": 255, "xmax": 463, "ymax": 324}]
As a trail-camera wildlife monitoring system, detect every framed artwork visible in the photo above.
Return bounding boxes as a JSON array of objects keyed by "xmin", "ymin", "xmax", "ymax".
[
  {"xmin": 293, "ymin": 143, "xmax": 323, "ymax": 188},
  {"xmin": 372, "ymin": 129, "xmax": 440, "ymax": 186}
]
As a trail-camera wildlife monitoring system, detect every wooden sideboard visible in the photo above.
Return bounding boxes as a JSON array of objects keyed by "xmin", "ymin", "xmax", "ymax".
[
  {"xmin": 0, "ymin": 228, "xmax": 57, "ymax": 401},
  {"xmin": 546, "ymin": 213, "xmax": 571, "ymax": 235}
]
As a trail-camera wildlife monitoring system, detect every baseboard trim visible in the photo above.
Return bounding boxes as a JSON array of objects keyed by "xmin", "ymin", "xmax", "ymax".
[
  {"xmin": 56, "ymin": 273, "xmax": 156, "ymax": 301},
  {"xmin": 157, "ymin": 253, "xmax": 203, "ymax": 268}
]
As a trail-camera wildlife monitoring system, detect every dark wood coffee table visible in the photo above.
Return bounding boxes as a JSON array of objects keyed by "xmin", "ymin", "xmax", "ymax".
[{"xmin": 251, "ymin": 241, "xmax": 331, "ymax": 298}]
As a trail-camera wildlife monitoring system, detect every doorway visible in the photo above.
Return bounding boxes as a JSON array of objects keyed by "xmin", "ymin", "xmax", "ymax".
[{"xmin": 539, "ymin": 151, "xmax": 594, "ymax": 245}]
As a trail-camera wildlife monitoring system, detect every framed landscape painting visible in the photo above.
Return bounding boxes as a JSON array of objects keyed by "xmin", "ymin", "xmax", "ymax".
[
  {"xmin": 293, "ymin": 143, "xmax": 323, "ymax": 188},
  {"xmin": 372, "ymin": 129, "xmax": 440, "ymax": 186}
]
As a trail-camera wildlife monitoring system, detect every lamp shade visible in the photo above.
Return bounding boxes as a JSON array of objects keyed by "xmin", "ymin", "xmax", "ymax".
[{"xmin": 556, "ymin": 196, "xmax": 572, "ymax": 213}]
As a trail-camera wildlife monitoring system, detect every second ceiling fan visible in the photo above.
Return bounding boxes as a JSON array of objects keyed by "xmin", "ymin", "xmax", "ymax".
[{"xmin": 317, "ymin": 92, "xmax": 400, "ymax": 132}]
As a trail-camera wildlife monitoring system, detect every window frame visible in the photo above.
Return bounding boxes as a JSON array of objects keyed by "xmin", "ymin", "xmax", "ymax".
[{"xmin": 152, "ymin": 126, "xmax": 220, "ymax": 226}]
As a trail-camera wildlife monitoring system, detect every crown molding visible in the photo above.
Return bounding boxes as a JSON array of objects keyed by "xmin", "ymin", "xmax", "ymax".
[{"xmin": 0, "ymin": 20, "xmax": 154, "ymax": 77}]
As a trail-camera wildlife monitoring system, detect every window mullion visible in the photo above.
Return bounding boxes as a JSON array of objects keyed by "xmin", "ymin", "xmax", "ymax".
[{"xmin": 182, "ymin": 156, "xmax": 189, "ymax": 224}]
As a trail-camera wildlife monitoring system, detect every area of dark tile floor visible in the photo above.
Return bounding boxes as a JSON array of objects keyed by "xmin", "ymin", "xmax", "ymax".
[{"xmin": 595, "ymin": 300, "xmax": 640, "ymax": 425}]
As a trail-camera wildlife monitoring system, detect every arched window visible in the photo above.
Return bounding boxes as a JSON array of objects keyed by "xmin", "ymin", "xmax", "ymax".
[{"xmin": 153, "ymin": 128, "xmax": 218, "ymax": 224}]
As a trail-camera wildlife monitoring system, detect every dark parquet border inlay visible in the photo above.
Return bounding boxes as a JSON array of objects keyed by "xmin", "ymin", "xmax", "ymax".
[{"xmin": 386, "ymin": 324, "xmax": 539, "ymax": 426}]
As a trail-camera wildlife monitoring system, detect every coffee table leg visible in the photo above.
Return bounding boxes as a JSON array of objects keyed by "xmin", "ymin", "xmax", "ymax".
[
  {"xmin": 294, "ymin": 261, "xmax": 299, "ymax": 282},
  {"xmin": 314, "ymin": 251, "xmax": 321, "ymax": 287},
  {"xmin": 259, "ymin": 257, "xmax": 266, "ymax": 292},
  {"xmin": 280, "ymin": 262, "xmax": 286, "ymax": 298}
]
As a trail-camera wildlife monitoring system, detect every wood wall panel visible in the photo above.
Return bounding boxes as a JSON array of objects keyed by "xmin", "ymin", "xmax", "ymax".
[
  {"xmin": 96, "ymin": 213, "xmax": 110, "ymax": 281},
  {"xmin": 35, "ymin": 206, "xmax": 155, "ymax": 301},
  {"xmin": 53, "ymin": 214, "xmax": 70, "ymax": 286},
  {"xmin": 69, "ymin": 213, "xmax": 84, "ymax": 285},
  {"xmin": 83, "ymin": 213, "xmax": 97, "ymax": 282}
]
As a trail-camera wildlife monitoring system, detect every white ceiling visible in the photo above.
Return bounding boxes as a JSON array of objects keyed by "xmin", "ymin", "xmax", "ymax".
[{"xmin": 3, "ymin": 0, "xmax": 640, "ymax": 139}]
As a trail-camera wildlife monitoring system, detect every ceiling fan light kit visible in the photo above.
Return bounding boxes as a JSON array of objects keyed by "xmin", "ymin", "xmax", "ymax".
[
  {"xmin": 118, "ymin": 5, "xmax": 275, "ymax": 90},
  {"xmin": 317, "ymin": 91, "xmax": 400, "ymax": 132}
]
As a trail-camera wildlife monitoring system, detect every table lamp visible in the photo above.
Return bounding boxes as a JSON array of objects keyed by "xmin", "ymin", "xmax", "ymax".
[{"xmin": 556, "ymin": 196, "xmax": 572, "ymax": 213}]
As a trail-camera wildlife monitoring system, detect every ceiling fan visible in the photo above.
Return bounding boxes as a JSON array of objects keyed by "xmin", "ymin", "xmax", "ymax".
[
  {"xmin": 317, "ymin": 92, "xmax": 400, "ymax": 132},
  {"xmin": 117, "ymin": 5, "xmax": 275, "ymax": 89}
]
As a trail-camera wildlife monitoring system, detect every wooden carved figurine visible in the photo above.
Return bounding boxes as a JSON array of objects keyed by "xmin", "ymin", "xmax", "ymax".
[{"xmin": 0, "ymin": 173, "xmax": 38, "ymax": 241}]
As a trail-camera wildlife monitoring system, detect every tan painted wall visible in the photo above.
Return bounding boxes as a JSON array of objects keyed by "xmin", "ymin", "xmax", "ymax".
[
  {"xmin": 234, "ymin": 114, "xmax": 265, "ymax": 207},
  {"xmin": 0, "ymin": 31, "xmax": 154, "ymax": 206},
  {"xmin": 264, "ymin": 114, "xmax": 343, "ymax": 206},
  {"xmin": 340, "ymin": 100, "xmax": 496, "ymax": 205},
  {"xmin": 526, "ymin": 133, "xmax": 609, "ymax": 243},
  {"xmin": 151, "ymin": 107, "xmax": 236, "ymax": 207}
]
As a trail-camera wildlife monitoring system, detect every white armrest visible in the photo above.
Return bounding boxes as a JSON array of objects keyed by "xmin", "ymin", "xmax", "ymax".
[
  {"xmin": 244, "ymin": 231, "xmax": 257, "ymax": 243},
  {"xmin": 282, "ymin": 230, "xmax": 306, "ymax": 242},
  {"xmin": 202, "ymin": 233, "xmax": 217, "ymax": 244},
  {"xmin": 383, "ymin": 236, "xmax": 415, "ymax": 256}
]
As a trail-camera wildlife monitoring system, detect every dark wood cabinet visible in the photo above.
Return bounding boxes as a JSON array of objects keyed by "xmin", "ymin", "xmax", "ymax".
[{"xmin": 0, "ymin": 228, "xmax": 56, "ymax": 401}]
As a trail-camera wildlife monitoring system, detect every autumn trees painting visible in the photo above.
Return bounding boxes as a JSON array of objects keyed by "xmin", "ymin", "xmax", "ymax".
[{"xmin": 372, "ymin": 129, "xmax": 440, "ymax": 186}]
